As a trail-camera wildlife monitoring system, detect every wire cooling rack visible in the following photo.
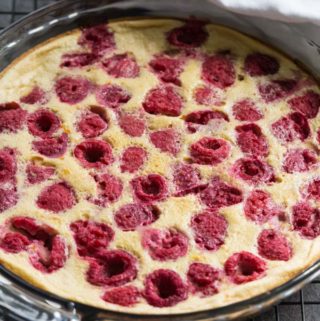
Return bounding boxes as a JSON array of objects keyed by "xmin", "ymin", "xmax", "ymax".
[{"xmin": 0, "ymin": 1, "xmax": 320, "ymax": 320}]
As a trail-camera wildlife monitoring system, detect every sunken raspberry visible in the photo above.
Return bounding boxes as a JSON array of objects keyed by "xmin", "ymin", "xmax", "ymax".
[
  {"xmin": 20, "ymin": 86, "xmax": 47, "ymax": 105},
  {"xmin": 283, "ymin": 149, "xmax": 317, "ymax": 173},
  {"xmin": 259, "ymin": 79, "xmax": 297, "ymax": 103},
  {"xmin": 187, "ymin": 262, "xmax": 221, "ymax": 296},
  {"xmin": 32, "ymin": 133, "xmax": 68, "ymax": 158},
  {"xmin": 115, "ymin": 203, "xmax": 159, "ymax": 231},
  {"xmin": 26, "ymin": 163, "xmax": 55, "ymax": 184},
  {"xmin": 190, "ymin": 137, "xmax": 230, "ymax": 165},
  {"xmin": 0, "ymin": 188, "xmax": 18, "ymax": 213},
  {"xmin": 36, "ymin": 182, "xmax": 76, "ymax": 213},
  {"xmin": 258, "ymin": 229, "xmax": 292, "ymax": 261},
  {"xmin": 232, "ymin": 99, "xmax": 263, "ymax": 122},
  {"xmin": 143, "ymin": 269, "xmax": 188, "ymax": 307},
  {"xmin": 288, "ymin": 90, "xmax": 320, "ymax": 119},
  {"xmin": 143, "ymin": 86, "xmax": 183, "ymax": 116},
  {"xmin": 0, "ymin": 232, "xmax": 31, "ymax": 253},
  {"xmin": 0, "ymin": 102, "xmax": 27, "ymax": 133},
  {"xmin": 131, "ymin": 174, "xmax": 167, "ymax": 203},
  {"xmin": 236, "ymin": 123, "xmax": 269, "ymax": 157},
  {"xmin": 95, "ymin": 84, "xmax": 131, "ymax": 108},
  {"xmin": 87, "ymin": 249, "xmax": 137, "ymax": 286},
  {"xmin": 202, "ymin": 55, "xmax": 235, "ymax": 89},
  {"xmin": 244, "ymin": 53, "xmax": 279, "ymax": 76},
  {"xmin": 0, "ymin": 148, "xmax": 16, "ymax": 183},
  {"xmin": 200, "ymin": 177, "xmax": 243, "ymax": 209},
  {"xmin": 191, "ymin": 210, "xmax": 228, "ymax": 251},
  {"xmin": 102, "ymin": 53, "xmax": 139, "ymax": 78},
  {"xmin": 224, "ymin": 251, "xmax": 266, "ymax": 284},
  {"xmin": 306, "ymin": 179, "xmax": 320, "ymax": 201},
  {"xmin": 119, "ymin": 114, "xmax": 145, "ymax": 137},
  {"xmin": 78, "ymin": 112, "xmax": 108, "ymax": 138},
  {"xmin": 120, "ymin": 147, "xmax": 146, "ymax": 173},
  {"xmin": 74, "ymin": 139, "xmax": 113, "ymax": 168},
  {"xmin": 55, "ymin": 76, "xmax": 90, "ymax": 104},
  {"xmin": 102, "ymin": 285, "xmax": 140, "ymax": 306},
  {"xmin": 27, "ymin": 109, "xmax": 60, "ymax": 138},
  {"xmin": 142, "ymin": 228, "xmax": 188, "ymax": 261},
  {"xmin": 60, "ymin": 52, "xmax": 97, "ymax": 68},
  {"xmin": 150, "ymin": 129, "xmax": 181, "ymax": 155},
  {"xmin": 70, "ymin": 220, "xmax": 114, "ymax": 257},
  {"xmin": 193, "ymin": 86, "xmax": 223, "ymax": 106}
]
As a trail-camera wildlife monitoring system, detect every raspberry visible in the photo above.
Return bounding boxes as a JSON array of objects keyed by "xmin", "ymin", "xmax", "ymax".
[
  {"xmin": 32, "ymin": 133, "xmax": 68, "ymax": 158},
  {"xmin": 36, "ymin": 182, "xmax": 76, "ymax": 213},
  {"xmin": 143, "ymin": 269, "xmax": 188, "ymax": 307},
  {"xmin": 271, "ymin": 112, "xmax": 310, "ymax": 143},
  {"xmin": 0, "ymin": 188, "xmax": 18, "ymax": 213},
  {"xmin": 232, "ymin": 99, "xmax": 263, "ymax": 122},
  {"xmin": 95, "ymin": 84, "xmax": 131, "ymax": 108},
  {"xmin": 150, "ymin": 129, "xmax": 181, "ymax": 155},
  {"xmin": 244, "ymin": 53, "xmax": 279, "ymax": 76},
  {"xmin": 258, "ymin": 229, "xmax": 292, "ymax": 261},
  {"xmin": 236, "ymin": 123, "xmax": 269, "ymax": 157},
  {"xmin": 27, "ymin": 109, "xmax": 60, "ymax": 138},
  {"xmin": 187, "ymin": 262, "xmax": 221, "ymax": 296},
  {"xmin": 191, "ymin": 210, "xmax": 228, "ymax": 251},
  {"xmin": 74, "ymin": 139, "xmax": 113, "ymax": 168},
  {"xmin": 190, "ymin": 137, "xmax": 230, "ymax": 165},
  {"xmin": 70, "ymin": 220, "xmax": 114, "ymax": 257},
  {"xmin": 102, "ymin": 53, "xmax": 139, "ymax": 78},
  {"xmin": 0, "ymin": 148, "xmax": 16, "ymax": 183},
  {"xmin": 306, "ymin": 179, "xmax": 320, "ymax": 201},
  {"xmin": 115, "ymin": 203, "xmax": 159, "ymax": 231},
  {"xmin": 167, "ymin": 20, "xmax": 208, "ymax": 48},
  {"xmin": 102, "ymin": 286, "xmax": 140, "ymax": 306},
  {"xmin": 193, "ymin": 86, "xmax": 223, "ymax": 106},
  {"xmin": 259, "ymin": 79, "xmax": 297, "ymax": 103},
  {"xmin": 131, "ymin": 174, "xmax": 167, "ymax": 203},
  {"xmin": 292, "ymin": 202, "xmax": 320, "ymax": 239},
  {"xmin": 224, "ymin": 251, "xmax": 266, "ymax": 284},
  {"xmin": 232, "ymin": 157, "xmax": 275, "ymax": 185},
  {"xmin": 78, "ymin": 112, "xmax": 108, "ymax": 138},
  {"xmin": 20, "ymin": 86, "xmax": 47, "ymax": 105},
  {"xmin": 288, "ymin": 90, "xmax": 320, "ymax": 119},
  {"xmin": 200, "ymin": 177, "xmax": 243, "ymax": 209},
  {"xmin": 142, "ymin": 228, "xmax": 188, "ymax": 261},
  {"xmin": 55, "ymin": 76, "xmax": 90, "ymax": 104},
  {"xmin": 283, "ymin": 149, "xmax": 317, "ymax": 173},
  {"xmin": 143, "ymin": 86, "xmax": 183, "ymax": 116},
  {"xmin": 0, "ymin": 232, "xmax": 31, "ymax": 253},
  {"xmin": 202, "ymin": 55, "xmax": 235, "ymax": 89},
  {"xmin": 87, "ymin": 249, "xmax": 137, "ymax": 286},
  {"xmin": 149, "ymin": 55, "xmax": 184, "ymax": 86},
  {"xmin": 26, "ymin": 163, "xmax": 55, "ymax": 184},
  {"xmin": 120, "ymin": 147, "xmax": 147, "ymax": 173},
  {"xmin": 78, "ymin": 24, "xmax": 115, "ymax": 54},
  {"xmin": 119, "ymin": 114, "xmax": 145, "ymax": 137},
  {"xmin": 0, "ymin": 102, "xmax": 27, "ymax": 133},
  {"xmin": 60, "ymin": 52, "xmax": 97, "ymax": 68}
]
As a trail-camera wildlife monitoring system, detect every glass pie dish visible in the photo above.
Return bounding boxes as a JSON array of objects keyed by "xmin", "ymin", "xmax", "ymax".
[{"xmin": 0, "ymin": 1, "xmax": 319, "ymax": 320}]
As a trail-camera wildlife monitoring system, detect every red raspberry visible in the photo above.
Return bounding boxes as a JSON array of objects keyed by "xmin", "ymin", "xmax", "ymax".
[
  {"xmin": 143, "ymin": 269, "xmax": 188, "ymax": 307},
  {"xmin": 131, "ymin": 174, "xmax": 168, "ymax": 203},
  {"xmin": 26, "ymin": 163, "xmax": 55, "ymax": 184},
  {"xmin": 32, "ymin": 133, "xmax": 68, "ymax": 158},
  {"xmin": 27, "ymin": 109, "xmax": 60, "ymax": 138},
  {"xmin": 0, "ymin": 188, "xmax": 18, "ymax": 213},
  {"xmin": 20, "ymin": 86, "xmax": 47, "ymax": 105},
  {"xmin": 224, "ymin": 251, "xmax": 266, "ymax": 284},
  {"xmin": 258, "ymin": 229, "xmax": 292, "ymax": 261},
  {"xmin": 55, "ymin": 76, "xmax": 90, "ymax": 104},
  {"xmin": 187, "ymin": 262, "xmax": 221, "ymax": 296},
  {"xmin": 0, "ymin": 148, "xmax": 16, "ymax": 183},
  {"xmin": 87, "ymin": 249, "xmax": 137, "ymax": 286},
  {"xmin": 102, "ymin": 285, "xmax": 140, "ymax": 306},
  {"xmin": 306, "ymin": 179, "xmax": 320, "ymax": 201},
  {"xmin": 244, "ymin": 53, "xmax": 279, "ymax": 76},
  {"xmin": 232, "ymin": 99, "xmax": 263, "ymax": 122},
  {"xmin": 202, "ymin": 55, "xmax": 235, "ymax": 89},
  {"xmin": 78, "ymin": 112, "xmax": 108, "ymax": 138},
  {"xmin": 191, "ymin": 210, "xmax": 228, "ymax": 251},
  {"xmin": 119, "ymin": 114, "xmax": 145, "ymax": 137},
  {"xmin": 232, "ymin": 157, "xmax": 275, "ymax": 185},
  {"xmin": 283, "ymin": 149, "xmax": 317, "ymax": 173},
  {"xmin": 120, "ymin": 147, "xmax": 146, "ymax": 173},
  {"xmin": 142, "ymin": 228, "xmax": 188, "ymax": 261},
  {"xmin": 95, "ymin": 84, "xmax": 131, "ymax": 108},
  {"xmin": 0, "ymin": 232, "xmax": 31, "ymax": 253},
  {"xmin": 36, "ymin": 182, "xmax": 76, "ymax": 213},
  {"xmin": 150, "ymin": 129, "xmax": 181, "ymax": 155},
  {"xmin": 193, "ymin": 86, "xmax": 223, "ymax": 106},
  {"xmin": 60, "ymin": 52, "xmax": 97, "ymax": 68},
  {"xmin": 0, "ymin": 102, "xmax": 27, "ymax": 133},
  {"xmin": 236, "ymin": 123, "xmax": 269, "ymax": 157},
  {"xmin": 288, "ymin": 90, "xmax": 320, "ymax": 119},
  {"xmin": 259, "ymin": 79, "xmax": 297, "ymax": 103},
  {"xmin": 200, "ymin": 177, "xmax": 243, "ymax": 209},
  {"xmin": 115, "ymin": 203, "xmax": 159, "ymax": 231},
  {"xmin": 70, "ymin": 220, "xmax": 114, "ymax": 257},
  {"xmin": 190, "ymin": 137, "xmax": 230, "ymax": 165},
  {"xmin": 102, "ymin": 53, "xmax": 139, "ymax": 78},
  {"xmin": 143, "ymin": 86, "xmax": 183, "ymax": 116},
  {"xmin": 74, "ymin": 139, "xmax": 113, "ymax": 168}
]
